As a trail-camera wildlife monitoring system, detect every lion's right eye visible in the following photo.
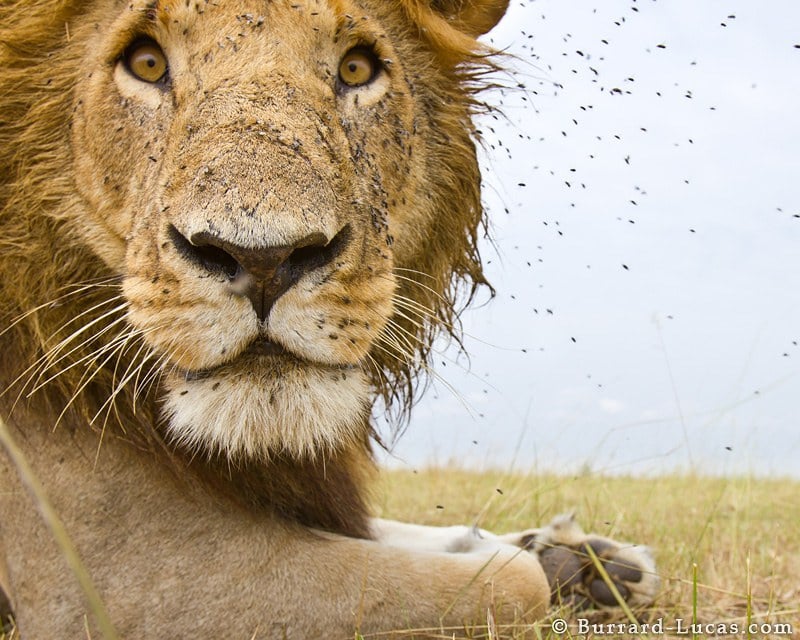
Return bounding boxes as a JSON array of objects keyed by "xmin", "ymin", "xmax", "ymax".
[
  {"xmin": 124, "ymin": 40, "xmax": 168, "ymax": 84},
  {"xmin": 338, "ymin": 48, "xmax": 380, "ymax": 88}
]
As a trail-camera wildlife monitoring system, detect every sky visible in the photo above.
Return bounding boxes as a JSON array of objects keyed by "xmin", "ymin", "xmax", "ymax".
[{"xmin": 378, "ymin": 0, "xmax": 800, "ymax": 477}]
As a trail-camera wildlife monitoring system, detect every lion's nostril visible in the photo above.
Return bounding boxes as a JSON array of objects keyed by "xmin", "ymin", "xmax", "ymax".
[
  {"xmin": 168, "ymin": 224, "xmax": 242, "ymax": 279},
  {"xmin": 193, "ymin": 243, "xmax": 241, "ymax": 279},
  {"xmin": 286, "ymin": 232, "xmax": 329, "ymax": 271},
  {"xmin": 288, "ymin": 225, "xmax": 352, "ymax": 274}
]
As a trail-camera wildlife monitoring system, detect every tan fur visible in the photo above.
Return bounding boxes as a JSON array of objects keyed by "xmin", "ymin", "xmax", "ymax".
[{"xmin": 0, "ymin": 0, "xmax": 552, "ymax": 637}]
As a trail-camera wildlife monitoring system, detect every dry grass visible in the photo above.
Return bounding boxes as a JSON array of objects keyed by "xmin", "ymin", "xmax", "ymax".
[{"xmin": 374, "ymin": 469, "xmax": 799, "ymax": 639}]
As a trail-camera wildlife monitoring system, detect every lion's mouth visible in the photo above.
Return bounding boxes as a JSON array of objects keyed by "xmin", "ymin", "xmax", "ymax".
[
  {"xmin": 181, "ymin": 337, "xmax": 291, "ymax": 381},
  {"xmin": 244, "ymin": 336, "xmax": 288, "ymax": 357}
]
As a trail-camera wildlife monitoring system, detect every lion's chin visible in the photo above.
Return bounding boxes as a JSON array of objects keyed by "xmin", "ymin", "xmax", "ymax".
[{"xmin": 161, "ymin": 354, "xmax": 370, "ymax": 461}]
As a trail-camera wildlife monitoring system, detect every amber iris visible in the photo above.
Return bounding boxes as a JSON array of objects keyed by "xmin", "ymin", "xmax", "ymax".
[
  {"xmin": 338, "ymin": 49, "xmax": 377, "ymax": 87},
  {"xmin": 126, "ymin": 41, "xmax": 168, "ymax": 83}
]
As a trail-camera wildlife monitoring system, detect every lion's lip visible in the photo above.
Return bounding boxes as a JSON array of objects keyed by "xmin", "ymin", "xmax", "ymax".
[
  {"xmin": 244, "ymin": 337, "xmax": 288, "ymax": 357},
  {"xmin": 182, "ymin": 337, "xmax": 291, "ymax": 380}
]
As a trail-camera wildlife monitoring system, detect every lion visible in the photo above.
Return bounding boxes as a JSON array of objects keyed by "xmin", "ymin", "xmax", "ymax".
[{"xmin": 0, "ymin": 0, "xmax": 658, "ymax": 637}]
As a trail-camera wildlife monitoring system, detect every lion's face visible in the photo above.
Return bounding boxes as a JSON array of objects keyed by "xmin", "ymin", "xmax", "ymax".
[{"xmin": 41, "ymin": 0, "xmax": 501, "ymax": 461}]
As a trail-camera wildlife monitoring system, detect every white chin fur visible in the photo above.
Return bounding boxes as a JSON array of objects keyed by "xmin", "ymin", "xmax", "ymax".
[{"xmin": 161, "ymin": 357, "xmax": 370, "ymax": 460}]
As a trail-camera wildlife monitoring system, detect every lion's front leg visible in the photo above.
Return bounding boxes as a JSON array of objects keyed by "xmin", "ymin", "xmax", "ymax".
[
  {"xmin": 370, "ymin": 518, "xmax": 508, "ymax": 554},
  {"xmin": 359, "ymin": 518, "xmax": 550, "ymax": 636},
  {"xmin": 373, "ymin": 514, "xmax": 659, "ymax": 611}
]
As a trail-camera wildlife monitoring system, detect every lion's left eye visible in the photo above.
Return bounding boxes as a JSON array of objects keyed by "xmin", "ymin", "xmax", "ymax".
[
  {"xmin": 338, "ymin": 48, "xmax": 380, "ymax": 88},
  {"xmin": 124, "ymin": 40, "xmax": 168, "ymax": 83}
]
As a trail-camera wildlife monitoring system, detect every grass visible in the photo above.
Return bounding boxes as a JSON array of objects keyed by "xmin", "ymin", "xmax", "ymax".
[{"xmin": 373, "ymin": 469, "xmax": 800, "ymax": 639}]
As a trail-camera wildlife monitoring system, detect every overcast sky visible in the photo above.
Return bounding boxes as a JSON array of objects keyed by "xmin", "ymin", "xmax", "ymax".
[{"xmin": 378, "ymin": 0, "xmax": 800, "ymax": 477}]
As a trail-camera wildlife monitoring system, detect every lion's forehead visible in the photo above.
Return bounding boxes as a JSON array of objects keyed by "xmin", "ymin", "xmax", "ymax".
[
  {"xmin": 96, "ymin": 0, "xmax": 406, "ymax": 107},
  {"xmin": 130, "ymin": 0, "xmax": 342, "ymax": 31},
  {"xmin": 120, "ymin": 0, "xmax": 383, "ymax": 62}
]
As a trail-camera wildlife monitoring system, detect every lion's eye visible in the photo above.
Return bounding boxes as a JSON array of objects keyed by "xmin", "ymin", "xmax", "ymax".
[
  {"xmin": 338, "ymin": 49, "xmax": 379, "ymax": 88},
  {"xmin": 124, "ymin": 40, "xmax": 168, "ymax": 83}
]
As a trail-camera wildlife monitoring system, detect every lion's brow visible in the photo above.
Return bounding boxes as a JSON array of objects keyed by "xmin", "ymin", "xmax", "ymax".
[
  {"xmin": 327, "ymin": 0, "xmax": 354, "ymax": 26},
  {"xmin": 142, "ymin": 0, "xmax": 179, "ymax": 24}
]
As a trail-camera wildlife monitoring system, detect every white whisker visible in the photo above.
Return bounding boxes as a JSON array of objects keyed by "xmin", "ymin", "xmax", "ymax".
[
  {"xmin": 0, "ymin": 278, "xmax": 121, "ymax": 341},
  {"xmin": 25, "ymin": 314, "xmax": 132, "ymax": 396}
]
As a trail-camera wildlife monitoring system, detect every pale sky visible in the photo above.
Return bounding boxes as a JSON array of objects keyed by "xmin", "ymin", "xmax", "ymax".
[{"xmin": 379, "ymin": 0, "xmax": 800, "ymax": 477}]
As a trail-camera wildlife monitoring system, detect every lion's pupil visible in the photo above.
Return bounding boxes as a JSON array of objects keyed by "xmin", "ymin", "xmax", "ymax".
[
  {"xmin": 348, "ymin": 62, "xmax": 358, "ymax": 73},
  {"xmin": 147, "ymin": 58, "xmax": 156, "ymax": 68}
]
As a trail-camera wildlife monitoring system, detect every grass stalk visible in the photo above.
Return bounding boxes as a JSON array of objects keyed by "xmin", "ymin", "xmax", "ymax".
[{"xmin": 0, "ymin": 415, "xmax": 119, "ymax": 640}]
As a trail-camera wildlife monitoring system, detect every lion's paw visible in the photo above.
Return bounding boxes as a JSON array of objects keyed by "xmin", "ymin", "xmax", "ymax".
[{"xmin": 507, "ymin": 513, "xmax": 659, "ymax": 610}]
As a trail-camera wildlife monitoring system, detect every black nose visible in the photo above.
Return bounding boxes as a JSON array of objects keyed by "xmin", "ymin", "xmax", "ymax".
[{"xmin": 168, "ymin": 225, "xmax": 350, "ymax": 321}]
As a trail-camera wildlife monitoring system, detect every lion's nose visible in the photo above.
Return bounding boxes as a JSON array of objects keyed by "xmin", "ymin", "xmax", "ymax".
[{"xmin": 168, "ymin": 225, "xmax": 348, "ymax": 321}]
